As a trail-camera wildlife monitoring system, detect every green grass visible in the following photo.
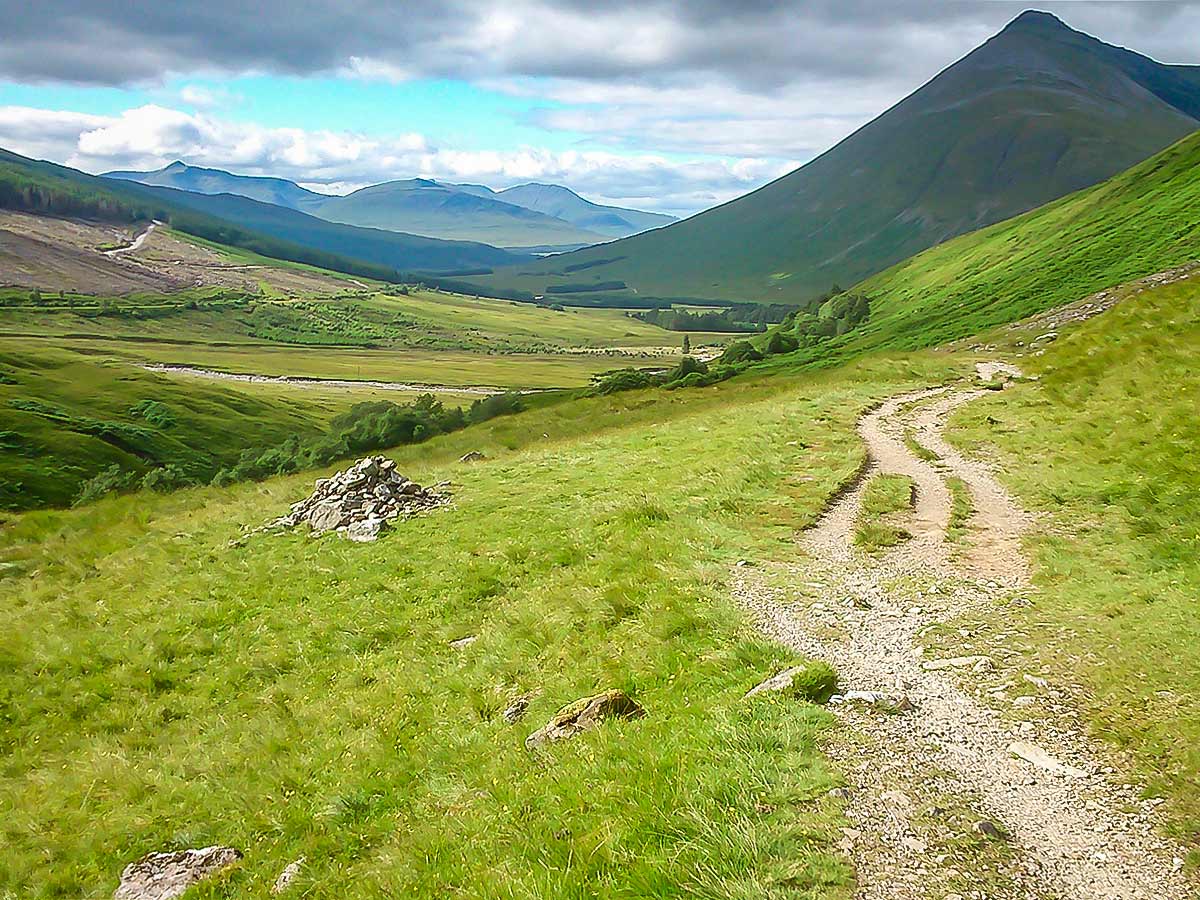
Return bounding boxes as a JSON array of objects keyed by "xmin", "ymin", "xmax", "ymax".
[
  {"xmin": 945, "ymin": 477, "xmax": 972, "ymax": 543},
  {"xmin": 946, "ymin": 273, "xmax": 1200, "ymax": 857},
  {"xmin": 0, "ymin": 342, "xmax": 372, "ymax": 509},
  {"xmin": 853, "ymin": 473, "xmax": 915, "ymax": 551},
  {"xmin": 904, "ymin": 429, "xmax": 939, "ymax": 462},
  {"xmin": 0, "ymin": 353, "xmax": 956, "ymax": 898}
]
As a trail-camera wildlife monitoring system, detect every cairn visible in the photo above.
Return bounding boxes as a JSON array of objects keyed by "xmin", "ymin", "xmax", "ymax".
[{"xmin": 271, "ymin": 455, "xmax": 447, "ymax": 542}]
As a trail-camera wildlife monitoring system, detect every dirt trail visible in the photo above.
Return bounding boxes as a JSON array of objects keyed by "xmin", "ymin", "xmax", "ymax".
[
  {"xmin": 103, "ymin": 221, "xmax": 160, "ymax": 257},
  {"xmin": 734, "ymin": 363, "xmax": 1193, "ymax": 899}
]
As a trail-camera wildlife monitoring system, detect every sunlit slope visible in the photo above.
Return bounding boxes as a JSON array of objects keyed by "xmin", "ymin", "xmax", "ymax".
[{"xmin": 844, "ymin": 128, "xmax": 1200, "ymax": 353}]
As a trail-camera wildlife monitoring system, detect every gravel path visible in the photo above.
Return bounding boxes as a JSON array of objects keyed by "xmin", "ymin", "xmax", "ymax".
[
  {"xmin": 103, "ymin": 221, "xmax": 160, "ymax": 257},
  {"xmin": 734, "ymin": 363, "xmax": 1194, "ymax": 899}
]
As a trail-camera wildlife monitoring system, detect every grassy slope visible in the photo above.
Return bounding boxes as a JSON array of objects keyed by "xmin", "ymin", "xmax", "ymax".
[
  {"xmin": 947, "ymin": 274, "xmax": 1200, "ymax": 855},
  {"xmin": 848, "ymin": 129, "xmax": 1200, "ymax": 353},
  {"xmin": 0, "ymin": 342, "xmax": 369, "ymax": 509},
  {"xmin": 0, "ymin": 354, "xmax": 958, "ymax": 899},
  {"xmin": 465, "ymin": 14, "xmax": 1198, "ymax": 305},
  {"xmin": 751, "ymin": 128, "xmax": 1200, "ymax": 371}
]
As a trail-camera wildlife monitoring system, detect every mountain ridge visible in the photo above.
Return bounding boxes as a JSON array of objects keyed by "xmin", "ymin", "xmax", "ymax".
[
  {"xmin": 104, "ymin": 162, "xmax": 675, "ymax": 248},
  {"xmin": 462, "ymin": 10, "xmax": 1200, "ymax": 304}
]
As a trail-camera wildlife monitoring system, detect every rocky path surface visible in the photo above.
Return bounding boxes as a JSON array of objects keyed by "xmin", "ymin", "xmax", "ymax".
[
  {"xmin": 734, "ymin": 363, "xmax": 1194, "ymax": 899},
  {"xmin": 104, "ymin": 220, "xmax": 160, "ymax": 257}
]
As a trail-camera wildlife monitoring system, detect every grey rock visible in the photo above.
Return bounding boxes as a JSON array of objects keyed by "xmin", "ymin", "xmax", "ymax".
[
  {"xmin": 345, "ymin": 519, "xmax": 384, "ymax": 543},
  {"xmin": 502, "ymin": 694, "xmax": 531, "ymax": 723},
  {"xmin": 525, "ymin": 690, "xmax": 645, "ymax": 749},
  {"xmin": 271, "ymin": 858, "xmax": 304, "ymax": 895},
  {"xmin": 113, "ymin": 846, "xmax": 241, "ymax": 900},
  {"xmin": 744, "ymin": 666, "xmax": 804, "ymax": 698},
  {"xmin": 459, "ymin": 450, "xmax": 486, "ymax": 463},
  {"xmin": 307, "ymin": 501, "xmax": 346, "ymax": 534}
]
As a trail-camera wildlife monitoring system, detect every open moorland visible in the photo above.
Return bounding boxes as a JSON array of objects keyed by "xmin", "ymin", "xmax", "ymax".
[{"xmin": 1, "ymin": 8, "xmax": 1199, "ymax": 900}]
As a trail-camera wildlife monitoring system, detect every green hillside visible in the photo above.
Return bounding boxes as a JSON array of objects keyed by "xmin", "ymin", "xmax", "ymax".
[
  {"xmin": 117, "ymin": 181, "xmax": 531, "ymax": 275},
  {"xmin": 106, "ymin": 164, "xmax": 660, "ymax": 248},
  {"xmin": 0, "ymin": 149, "xmax": 529, "ymax": 279},
  {"xmin": 777, "ymin": 127, "xmax": 1200, "ymax": 359},
  {"xmin": 465, "ymin": 11, "xmax": 1199, "ymax": 305}
]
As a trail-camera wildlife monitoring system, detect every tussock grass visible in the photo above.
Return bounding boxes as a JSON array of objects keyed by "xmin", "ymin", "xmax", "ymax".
[
  {"xmin": 904, "ymin": 429, "xmax": 939, "ymax": 462},
  {"xmin": 945, "ymin": 477, "xmax": 973, "ymax": 542},
  {"xmin": 854, "ymin": 473, "xmax": 915, "ymax": 551},
  {"xmin": 947, "ymin": 275, "xmax": 1200, "ymax": 858},
  {"xmin": 0, "ymin": 354, "xmax": 956, "ymax": 897}
]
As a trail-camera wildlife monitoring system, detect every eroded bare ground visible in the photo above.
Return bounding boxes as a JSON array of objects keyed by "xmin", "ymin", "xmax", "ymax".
[
  {"xmin": 0, "ymin": 211, "xmax": 354, "ymax": 295},
  {"xmin": 734, "ymin": 363, "xmax": 1195, "ymax": 899}
]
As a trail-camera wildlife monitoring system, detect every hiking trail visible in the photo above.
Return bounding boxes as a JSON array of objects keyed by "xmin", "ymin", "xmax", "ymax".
[{"xmin": 734, "ymin": 362, "xmax": 1194, "ymax": 899}]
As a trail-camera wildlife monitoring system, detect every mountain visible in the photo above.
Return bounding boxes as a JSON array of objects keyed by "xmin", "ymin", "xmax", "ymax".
[
  {"xmin": 466, "ymin": 11, "xmax": 1200, "ymax": 304},
  {"xmin": 104, "ymin": 163, "xmax": 674, "ymax": 247},
  {"xmin": 458, "ymin": 182, "xmax": 677, "ymax": 237},
  {"xmin": 756, "ymin": 127, "xmax": 1200, "ymax": 363},
  {"xmin": 113, "ymin": 180, "xmax": 530, "ymax": 274},
  {"xmin": 2, "ymin": 148, "xmax": 530, "ymax": 279},
  {"xmin": 106, "ymin": 160, "xmax": 323, "ymax": 210},
  {"xmin": 308, "ymin": 178, "xmax": 606, "ymax": 248}
]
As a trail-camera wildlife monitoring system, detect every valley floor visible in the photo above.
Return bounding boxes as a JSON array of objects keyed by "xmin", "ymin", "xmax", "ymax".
[{"xmin": 2, "ymin": 269, "xmax": 1198, "ymax": 898}]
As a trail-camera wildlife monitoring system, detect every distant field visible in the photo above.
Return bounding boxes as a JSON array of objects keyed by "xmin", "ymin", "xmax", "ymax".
[
  {"xmin": 0, "ymin": 226, "xmax": 705, "ymax": 510},
  {"xmin": 4, "ymin": 335, "xmax": 649, "ymax": 389},
  {"xmin": 363, "ymin": 291, "xmax": 692, "ymax": 348}
]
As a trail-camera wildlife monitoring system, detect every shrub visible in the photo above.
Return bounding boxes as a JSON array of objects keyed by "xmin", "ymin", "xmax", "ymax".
[
  {"xmin": 593, "ymin": 369, "xmax": 656, "ymax": 395},
  {"xmin": 140, "ymin": 465, "xmax": 193, "ymax": 492},
  {"xmin": 765, "ymin": 331, "xmax": 798, "ymax": 355},
  {"xmin": 73, "ymin": 464, "xmax": 138, "ymax": 506},
  {"xmin": 721, "ymin": 341, "xmax": 764, "ymax": 364},
  {"xmin": 129, "ymin": 399, "xmax": 177, "ymax": 428},
  {"xmin": 672, "ymin": 356, "xmax": 708, "ymax": 380}
]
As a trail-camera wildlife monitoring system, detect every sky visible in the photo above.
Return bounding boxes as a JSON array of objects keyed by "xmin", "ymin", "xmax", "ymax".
[{"xmin": 1, "ymin": 1, "xmax": 1198, "ymax": 217}]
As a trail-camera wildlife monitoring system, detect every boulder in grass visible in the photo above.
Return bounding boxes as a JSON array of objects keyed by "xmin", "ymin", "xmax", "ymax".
[
  {"xmin": 525, "ymin": 689, "xmax": 645, "ymax": 749},
  {"xmin": 459, "ymin": 450, "xmax": 486, "ymax": 463},
  {"xmin": 113, "ymin": 846, "xmax": 242, "ymax": 900}
]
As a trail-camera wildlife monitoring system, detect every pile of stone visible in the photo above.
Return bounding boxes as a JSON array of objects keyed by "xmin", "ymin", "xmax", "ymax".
[{"xmin": 271, "ymin": 455, "xmax": 447, "ymax": 542}]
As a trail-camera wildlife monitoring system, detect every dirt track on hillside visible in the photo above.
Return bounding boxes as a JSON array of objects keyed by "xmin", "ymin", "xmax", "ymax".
[{"xmin": 734, "ymin": 363, "xmax": 1194, "ymax": 899}]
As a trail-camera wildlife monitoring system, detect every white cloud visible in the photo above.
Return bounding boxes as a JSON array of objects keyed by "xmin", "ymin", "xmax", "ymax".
[{"xmin": 0, "ymin": 103, "xmax": 788, "ymax": 215}]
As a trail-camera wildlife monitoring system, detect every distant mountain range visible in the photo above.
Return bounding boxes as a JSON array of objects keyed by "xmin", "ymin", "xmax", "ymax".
[
  {"xmin": 1, "ymin": 147, "xmax": 532, "ymax": 280},
  {"xmin": 104, "ymin": 163, "xmax": 676, "ymax": 249},
  {"xmin": 464, "ymin": 10, "xmax": 1200, "ymax": 304}
]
